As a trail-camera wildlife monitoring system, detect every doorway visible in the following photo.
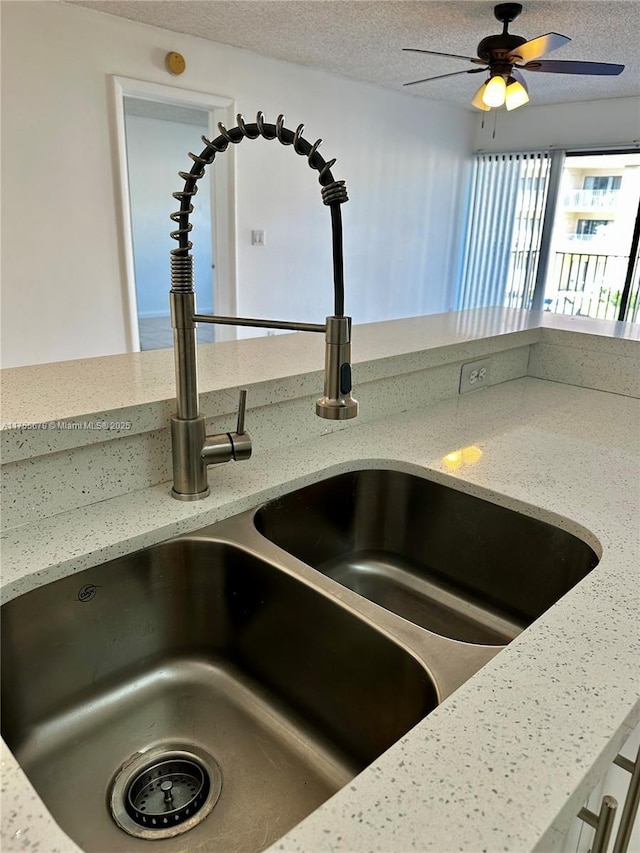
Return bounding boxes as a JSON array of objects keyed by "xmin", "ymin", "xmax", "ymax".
[{"xmin": 112, "ymin": 78, "xmax": 237, "ymax": 351}]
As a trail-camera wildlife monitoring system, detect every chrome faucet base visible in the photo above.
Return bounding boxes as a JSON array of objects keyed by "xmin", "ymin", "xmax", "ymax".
[
  {"xmin": 171, "ymin": 486, "xmax": 211, "ymax": 502},
  {"xmin": 170, "ymin": 392, "xmax": 253, "ymax": 501},
  {"xmin": 170, "ymin": 415, "xmax": 209, "ymax": 500}
]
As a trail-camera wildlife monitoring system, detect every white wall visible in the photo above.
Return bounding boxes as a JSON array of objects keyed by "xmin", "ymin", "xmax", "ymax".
[
  {"xmin": 0, "ymin": 1, "xmax": 474, "ymax": 367},
  {"xmin": 473, "ymin": 96, "xmax": 640, "ymax": 152}
]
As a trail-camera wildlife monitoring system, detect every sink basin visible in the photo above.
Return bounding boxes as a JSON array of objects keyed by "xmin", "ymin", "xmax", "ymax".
[
  {"xmin": 3, "ymin": 469, "xmax": 594, "ymax": 850},
  {"xmin": 1, "ymin": 538, "xmax": 437, "ymax": 852},
  {"xmin": 254, "ymin": 469, "xmax": 600, "ymax": 645}
]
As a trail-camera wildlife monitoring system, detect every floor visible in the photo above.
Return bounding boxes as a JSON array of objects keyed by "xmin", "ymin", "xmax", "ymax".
[{"xmin": 138, "ymin": 316, "xmax": 215, "ymax": 350}]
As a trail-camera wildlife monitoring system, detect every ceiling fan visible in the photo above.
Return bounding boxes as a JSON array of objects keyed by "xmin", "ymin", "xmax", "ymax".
[{"xmin": 403, "ymin": 2, "xmax": 625, "ymax": 111}]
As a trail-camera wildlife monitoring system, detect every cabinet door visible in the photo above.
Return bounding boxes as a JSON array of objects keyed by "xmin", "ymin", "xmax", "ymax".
[
  {"xmin": 606, "ymin": 724, "xmax": 640, "ymax": 853},
  {"xmin": 560, "ymin": 778, "xmax": 607, "ymax": 853},
  {"xmin": 560, "ymin": 723, "xmax": 639, "ymax": 853}
]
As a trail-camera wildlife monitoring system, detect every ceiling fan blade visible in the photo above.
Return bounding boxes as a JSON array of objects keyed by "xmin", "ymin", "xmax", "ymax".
[
  {"xmin": 508, "ymin": 33, "xmax": 570, "ymax": 63},
  {"xmin": 402, "ymin": 48, "xmax": 484, "ymax": 64},
  {"xmin": 523, "ymin": 59, "xmax": 625, "ymax": 76},
  {"xmin": 403, "ymin": 68, "xmax": 486, "ymax": 87}
]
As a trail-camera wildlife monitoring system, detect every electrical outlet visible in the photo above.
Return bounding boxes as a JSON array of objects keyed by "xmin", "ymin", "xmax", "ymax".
[{"xmin": 459, "ymin": 359, "xmax": 491, "ymax": 394}]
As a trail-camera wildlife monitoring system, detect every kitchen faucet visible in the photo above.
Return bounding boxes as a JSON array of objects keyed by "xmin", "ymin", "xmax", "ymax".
[{"xmin": 169, "ymin": 112, "xmax": 358, "ymax": 500}]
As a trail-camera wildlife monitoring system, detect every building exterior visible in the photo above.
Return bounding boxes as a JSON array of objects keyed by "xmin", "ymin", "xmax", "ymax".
[{"xmin": 545, "ymin": 153, "xmax": 640, "ymax": 319}]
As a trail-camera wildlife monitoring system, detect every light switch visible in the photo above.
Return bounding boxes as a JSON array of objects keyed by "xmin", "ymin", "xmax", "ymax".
[{"xmin": 251, "ymin": 230, "xmax": 266, "ymax": 246}]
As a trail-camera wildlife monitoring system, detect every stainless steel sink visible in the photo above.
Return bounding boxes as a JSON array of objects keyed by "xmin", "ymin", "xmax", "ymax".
[
  {"xmin": 3, "ymin": 467, "xmax": 581, "ymax": 851},
  {"xmin": 1, "ymin": 538, "xmax": 437, "ymax": 853},
  {"xmin": 254, "ymin": 469, "xmax": 600, "ymax": 645}
]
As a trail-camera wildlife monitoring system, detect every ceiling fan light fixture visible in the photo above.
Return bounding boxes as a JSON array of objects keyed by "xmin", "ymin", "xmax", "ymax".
[
  {"xmin": 482, "ymin": 74, "xmax": 507, "ymax": 107},
  {"xmin": 402, "ymin": 4, "xmax": 624, "ymax": 113},
  {"xmin": 471, "ymin": 81, "xmax": 491, "ymax": 111},
  {"xmin": 505, "ymin": 77, "xmax": 530, "ymax": 110}
]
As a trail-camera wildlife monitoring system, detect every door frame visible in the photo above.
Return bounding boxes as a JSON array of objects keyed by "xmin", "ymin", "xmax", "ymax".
[{"xmin": 111, "ymin": 76, "xmax": 237, "ymax": 350}]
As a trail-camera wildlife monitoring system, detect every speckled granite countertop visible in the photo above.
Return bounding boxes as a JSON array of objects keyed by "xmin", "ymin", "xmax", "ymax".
[
  {"xmin": 3, "ymin": 307, "xmax": 637, "ymax": 432},
  {"xmin": 1, "ymin": 311, "xmax": 639, "ymax": 853}
]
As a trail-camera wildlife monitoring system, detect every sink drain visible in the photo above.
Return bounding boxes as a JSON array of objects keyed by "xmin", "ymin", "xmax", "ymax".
[{"xmin": 110, "ymin": 746, "xmax": 221, "ymax": 840}]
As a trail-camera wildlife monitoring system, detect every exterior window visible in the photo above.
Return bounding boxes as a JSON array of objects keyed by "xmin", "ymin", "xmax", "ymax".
[
  {"xmin": 583, "ymin": 175, "xmax": 622, "ymax": 191},
  {"xmin": 456, "ymin": 151, "xmax": 640, "ymax": 322},
  {"xmin": 576, "ymin": 219, "xmax": 609, "ymax": 236},
  {"xmin": 547, "ymin": 153, "xmax": 639, "ymax": 319}
]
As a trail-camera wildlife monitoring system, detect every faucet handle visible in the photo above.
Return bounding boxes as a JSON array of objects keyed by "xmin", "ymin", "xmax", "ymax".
[
  {"xmin": 201, "ymin": 389, "xmax": 252, "ymax": 465},
  {"xmin": 236, "ymin": 388, "xmax": 247, "ymax": 435},
  {"xmin": 230, "ymin": 388, "xmax": 252, "ymax": 461}
]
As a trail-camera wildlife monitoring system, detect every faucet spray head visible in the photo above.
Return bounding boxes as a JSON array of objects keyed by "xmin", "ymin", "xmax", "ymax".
[{"xmin": 316, "ymin": 316, "xmax": 359, "ymax": 421}]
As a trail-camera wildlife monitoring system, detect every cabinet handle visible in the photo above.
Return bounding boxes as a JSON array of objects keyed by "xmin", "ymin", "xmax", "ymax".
[
  {"xmin": 612, "ymin": 745, "xmax": 640, "ymax": 853},
  {"xmin": 578, "ymin": 794, "xmax": 618, "ymax": 853}
]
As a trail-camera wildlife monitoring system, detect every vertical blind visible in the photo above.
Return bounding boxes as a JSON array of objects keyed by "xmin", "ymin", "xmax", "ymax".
[{"xmin": 455, "ymin": 152, "xmax": 551, "ymax": 311}]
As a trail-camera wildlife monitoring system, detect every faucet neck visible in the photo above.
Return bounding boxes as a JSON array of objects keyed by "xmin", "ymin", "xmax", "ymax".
[{"xmin": 169, "ymin": 111, "xmax": 349, "ymax": 317}]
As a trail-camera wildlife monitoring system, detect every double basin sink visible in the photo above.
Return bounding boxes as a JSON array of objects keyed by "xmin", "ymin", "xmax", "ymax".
[{"xmin": 1, "ymin": 468, "xmax": 599, "ymax": 852}]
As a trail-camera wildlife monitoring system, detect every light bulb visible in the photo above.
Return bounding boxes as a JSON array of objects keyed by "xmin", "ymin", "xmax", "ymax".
[
  {"xmin": 505, "ymin": 78, "xmax": 530, "ymax": 111},
  {"xmin": 483, "ymin": 75, "xmax": 507, "ymax": 108},
  {"xmin": 471, "ymin": 81, "xmax": 491, "ymax": 111}
]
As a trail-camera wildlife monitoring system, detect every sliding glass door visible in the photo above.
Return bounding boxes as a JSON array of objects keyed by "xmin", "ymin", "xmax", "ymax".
[
  {"xmin": 456, "ymin": 149, "xmax": 640, "ymax": 322},
  {"xmin": 544, "ymin": 152, "xmax": 640, "ymax": 321}
]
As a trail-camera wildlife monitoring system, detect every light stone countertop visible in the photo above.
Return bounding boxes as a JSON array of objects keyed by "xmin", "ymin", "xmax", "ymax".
[
  {"xmin": 3, "ymin": 306, "xmax": 637, "ymax": 433},
  {"xmin": 1, "ymin": 311, "xmax": 639, "ymax": 853}
]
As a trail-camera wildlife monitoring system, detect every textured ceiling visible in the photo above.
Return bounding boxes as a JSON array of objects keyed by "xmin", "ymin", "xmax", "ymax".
[{"xmin": 69, "ymin": 0, "xmax": 640, "ymax": 109}]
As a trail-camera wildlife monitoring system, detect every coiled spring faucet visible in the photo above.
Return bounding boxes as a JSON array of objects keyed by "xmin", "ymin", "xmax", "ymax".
[{"xmin": 169, "ymin": 111, "xmax": 358, "ymax": 500}]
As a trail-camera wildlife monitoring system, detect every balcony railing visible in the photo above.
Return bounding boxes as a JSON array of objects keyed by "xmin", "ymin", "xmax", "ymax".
[
  {"xmin": 563, "ymin": 188, "xmax": 620, "ymax": 210},
  {"xmin": 565, "ymin": 232, "xmax": 609, "ymax": 243},
  {"xmin": 503, "ymin": 250, "xmax": 633, "ymax": 321}
]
